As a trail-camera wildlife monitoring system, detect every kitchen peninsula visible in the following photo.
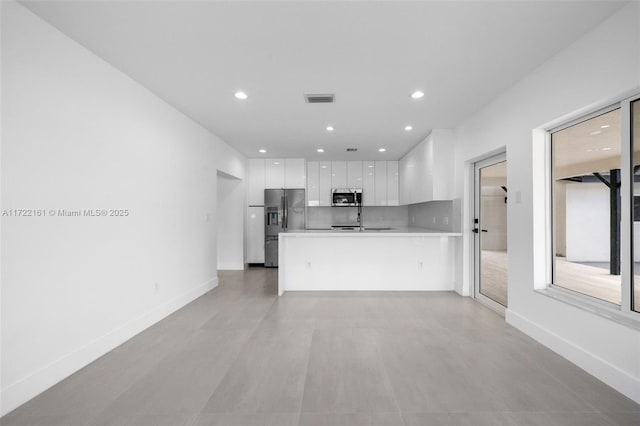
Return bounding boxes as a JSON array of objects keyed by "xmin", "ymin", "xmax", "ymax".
[{"xmin": 277, "ymin": 228, "xmax": 461, "ymax": 295}]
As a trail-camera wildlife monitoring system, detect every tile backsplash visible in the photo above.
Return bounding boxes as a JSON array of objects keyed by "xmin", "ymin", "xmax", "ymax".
[
  {"xmin": 307, "ymin": 206, "xmax": 409, "ymax": 229},
  {"xmin": 408, "ymin": 200, "xmax": 454, "ymax": 232},
  {"xmin": 306, "ymin": 200, "xmax": 455, "ymax": 231}
]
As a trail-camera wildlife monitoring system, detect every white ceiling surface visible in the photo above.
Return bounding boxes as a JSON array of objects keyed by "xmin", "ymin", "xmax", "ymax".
[{"xmin": 21, "ymin": 1, "xmax": 627, "ymax": 160}]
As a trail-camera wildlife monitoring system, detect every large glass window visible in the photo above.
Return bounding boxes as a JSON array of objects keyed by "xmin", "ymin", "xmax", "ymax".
[{"xmin": 551, "ymin": 109, "xmax": 622, "ymax": 304}]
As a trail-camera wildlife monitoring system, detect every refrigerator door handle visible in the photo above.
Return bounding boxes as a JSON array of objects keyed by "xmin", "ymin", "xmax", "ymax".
[
  {"xmin": 284, "ymin": 193, "xmax": 288, "ymax": 230},
  {"xmin": 281, "ymin": 195, "xmax": 285, "ymax": 230}
]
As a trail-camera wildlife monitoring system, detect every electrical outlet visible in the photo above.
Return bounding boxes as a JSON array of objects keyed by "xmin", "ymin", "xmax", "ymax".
[
  {"xmin": 432, "ymin": 217, "xmax": 436, "ymax": 224},
  {"xmin": 154, "ymin": 282, "xmax": 159, "ymax": 294},
  {"xmin": 411, "ymin": 216, "xmax": 415, "ymax": 224},
  {"xmin": 443, "ymin": 217, "xmax": 449, "ymax": 225}
]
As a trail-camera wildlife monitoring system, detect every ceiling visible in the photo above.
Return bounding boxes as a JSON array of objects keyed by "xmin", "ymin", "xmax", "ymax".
[{"xmin": 20, "ymin": 1, "xmax": 627, "ymax": 160}]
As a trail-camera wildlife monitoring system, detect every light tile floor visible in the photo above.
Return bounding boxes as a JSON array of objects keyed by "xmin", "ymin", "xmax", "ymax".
[{"xmin": 3, "ymin": 267, "xmax": 639, "ymax": 426}]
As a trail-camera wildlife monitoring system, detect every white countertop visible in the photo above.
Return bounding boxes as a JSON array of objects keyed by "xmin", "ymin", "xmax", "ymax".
[{"xmin": 280, "ymin": 227, "xmax": 461, "ymax": 237}]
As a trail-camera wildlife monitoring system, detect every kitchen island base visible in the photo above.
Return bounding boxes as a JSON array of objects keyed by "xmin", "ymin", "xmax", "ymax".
[{"xmin": 278, "ymin": 231, "xmax": 459, "ymax": 295}]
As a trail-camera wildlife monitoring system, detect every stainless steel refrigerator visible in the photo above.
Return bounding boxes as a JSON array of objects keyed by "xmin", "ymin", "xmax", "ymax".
[{"xmin": 264, "ymin": 189, "xmax": 305, "ymax": 267}]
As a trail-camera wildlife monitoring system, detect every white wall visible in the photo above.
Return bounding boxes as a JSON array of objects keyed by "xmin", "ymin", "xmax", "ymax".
[
  {"xmin": 0, "ymin": 2, "xmax": 246, "ymax": 416},
  {"xmin": 453, "ymin": 2, "xmax": 640, "ymax": 402},
  {"xmin": 217, "ymin": 172, "xmax": 245, "ymax": 270},
  {"xmin": 563, "ymin": 182, "xmax": 640, "ymax": 262},
  {"xmin": 565, "ymin": 183, "xmax": 609, "ymax": 262}
]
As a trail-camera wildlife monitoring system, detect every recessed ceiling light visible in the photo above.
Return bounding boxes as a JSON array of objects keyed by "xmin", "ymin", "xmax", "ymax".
[
  {"xmin": 590, "ymin": 130, "xmax": 602, "ymax": 135},
  {"xmin": 259, "ymin": 149, "xmax": 266, "ymax": 153},
  {"xmin": 601, "ymin": 124, "xmax": 610, "ymax": 129},
  {"xmin": 405, "ymin": 125, "xmax": 413, "ymax": 131},
  {"xmin": 378, "ymin": 148, "xmax": 386, "ymax": 152},
  {"xmin": 273, "ymin": 161, "xmax": 280, "ymax": 165},
  {"xmin": 368, "ymin": 165, "xmax": 373, "ymax": 168},
  {"xmin": 410, "ymin": 91, "xmax": 424, "ymax": 99},
  {"xmin": 321, "ymin": 165, "xmax": 327, "ymax": 169},
  {"xmin": 602, "ymin": 147, "xmax": 612, "ymax": 151},
  {"xmin": 234, "ymin": 91, "xmax": 248, "ymax": 100},
  {"xmin": 326, "ymin": 126, "xmax": 334, "ymax": 132},
  {"xmin": 317, "ymin": 148, "xmax": 325, "ymax": 153}
]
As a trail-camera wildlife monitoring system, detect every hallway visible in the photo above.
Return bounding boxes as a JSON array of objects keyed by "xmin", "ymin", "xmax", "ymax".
[{"xmin": 3, "ymin": 268, "xmax": 639, "ymax": 426}]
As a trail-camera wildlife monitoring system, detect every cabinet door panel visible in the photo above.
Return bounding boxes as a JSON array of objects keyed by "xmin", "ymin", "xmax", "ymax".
[
  {"xmin": 347, "ymin": 161, "xmax": 363, "ymax": 188},
  {"xmin": 265, "ymin": 159, "xmax": 285, "ymax": 189},
  {"xmin": 248, "ymin": 159, "xmax": 265, "ymax": 205},
  {"xmin": 387, "ymin": 161, "xmax": 399, "ymax": 206},
  {"xmin": 285, "ymin": 158, "xmax": 306, "ymax": 188},
  {"xmin": 307, "ymin": 161, "xmax": 320, "ymax": 206},
  {"xmin": 374, "ymin": 161, "xmax": 388, "ymax": 206},
  {"xmin": 362, "ymin": 161, "xmax": 375, "ymax": 206},
  {"xmin": 331, "ymin": 161, "xmax": 347, "ymax": 189},
  {"xmin": 319, "ymin": 161, "xmax": 332, "ymax": 206},
  {"xmin": 247, "ymin": 206, "xmax": 265, "ymax": 263}
]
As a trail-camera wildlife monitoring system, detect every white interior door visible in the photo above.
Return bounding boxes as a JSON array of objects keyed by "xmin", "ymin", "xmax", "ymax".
[{"xmin": 474, "ymin": 153, "xmax": 508, "ymax": 312}]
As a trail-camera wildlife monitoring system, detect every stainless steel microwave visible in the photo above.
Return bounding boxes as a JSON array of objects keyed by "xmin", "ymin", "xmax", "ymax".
[{"xmin": 332, "ymin": 188, "xmax": 362, "ymax": 207}]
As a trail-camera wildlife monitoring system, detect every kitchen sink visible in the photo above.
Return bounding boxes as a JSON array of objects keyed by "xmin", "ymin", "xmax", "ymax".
[{"xmin": 328, "ymin": 226, "xmax": 394, "ymax": 231}]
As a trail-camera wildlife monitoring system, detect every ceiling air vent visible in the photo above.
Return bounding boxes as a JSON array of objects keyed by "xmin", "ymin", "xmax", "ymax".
[
  {"xmin": 304, "ymin": 93, "xmax": 335, "ymax": 104},
  {"xmin": 346, "ymin": 148, "xmax": 358, "ymax": 152}
]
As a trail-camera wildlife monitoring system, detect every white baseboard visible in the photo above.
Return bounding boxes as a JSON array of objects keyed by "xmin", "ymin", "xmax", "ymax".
[
  {"xmin": 506, "ymin": 309, "xmax": 640, "ymax": 404},
  {"xmin": 0, "ymin": 277, "xmax": 218, "ymax": 417},
  {"xmin": 217, "ymin": 262, "xmax": 245, "ymax": 270}
]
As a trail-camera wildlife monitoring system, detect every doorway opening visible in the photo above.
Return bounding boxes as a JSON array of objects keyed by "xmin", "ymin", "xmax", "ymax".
[{"xmin": 216, "ymin": 171, "xmax": 244, "ymax": 270}]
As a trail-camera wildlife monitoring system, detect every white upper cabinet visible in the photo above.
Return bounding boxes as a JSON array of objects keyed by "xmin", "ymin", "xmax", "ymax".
[
  {"xmin": 387, "ymin": 161, "xmax": 399, "ymax": 206},
  {"xmin": 331, "ymin": 161, "xmax": 347, "ymax": 189},
  {"xmin": 431, "ymin": 130, "xmax": 454, "ymax": 200},
  {"xmin": 303, "ymin": 159, "xmax": 401, "ymax": 207},
  {"xmin": 374, "ymin": 161, "xmax": 388, "ymax": 206},
  {"xmin": 250, "ymin": 157, "xmax": 307, "ymax": 200},
  {"xmin": 248, "ymin": 158, "xmax": 266, "ymax": 205},
  {"xmin": 399, "ymin": 129, "xmax": 453, "ymax": 204},
  {"xmin": 307, "ymin": 161, "xmax": 320, "ymax": 206},
  {"xmin": 285, "ymin": 158, "xmax": 306, "ymax": 189},
  {"xmin": 319, "ymin": 161, "xmax": 332, "ymax": 206},
  {"xmin": 362, "ymin": 161, "xmax": 375, "ymax": 206},
  {"xmin": 347, "ymin": 161, "xmax": 363, "ymax": 188},
  {"xmin": 265, "ymin": 158, "xmax": 285, "ymax": 189}
]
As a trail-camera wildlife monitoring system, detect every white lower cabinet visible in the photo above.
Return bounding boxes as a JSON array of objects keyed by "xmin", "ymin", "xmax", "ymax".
[{"xmin": 247, "ymin": 206, "xmax": 264, "ymax": 263}]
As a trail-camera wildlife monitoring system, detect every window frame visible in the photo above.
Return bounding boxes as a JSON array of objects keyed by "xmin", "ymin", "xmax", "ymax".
[{"xmin": 543, "ymin": 94, "xmax": 640, "ymax": 328}]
